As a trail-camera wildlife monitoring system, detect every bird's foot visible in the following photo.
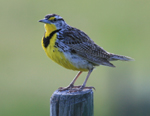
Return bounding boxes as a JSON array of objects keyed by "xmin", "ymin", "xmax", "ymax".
[
  {"xmin": 59, "ymin": 85, "xmax": 95, "ymax": 93},
  {"xmin": 69, "ymin": 86, "xmax": 95, "ymax": 93},
  {"xmin": 78, "ymin": 86, "xmax": 95, "ymax": 91},
  {"xmin": 58, "ymin": 85, "xmax": 81, "ymax": 91}
]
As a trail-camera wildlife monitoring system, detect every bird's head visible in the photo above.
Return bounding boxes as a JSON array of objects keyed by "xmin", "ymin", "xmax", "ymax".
[{"xmin": 39, "ymin": 14, "xmax": 67, "ymax": 30}]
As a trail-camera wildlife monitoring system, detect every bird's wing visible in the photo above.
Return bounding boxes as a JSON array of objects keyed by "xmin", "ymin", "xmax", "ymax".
[{"xmin": 59, "ymin": 27, "xmax": 114, "ymax": 67}]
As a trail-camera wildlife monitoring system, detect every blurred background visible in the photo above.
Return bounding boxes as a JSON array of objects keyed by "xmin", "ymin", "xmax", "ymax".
[{"xmin": 0, "ymin": 0, "xmax": 150, "ymax": 116}]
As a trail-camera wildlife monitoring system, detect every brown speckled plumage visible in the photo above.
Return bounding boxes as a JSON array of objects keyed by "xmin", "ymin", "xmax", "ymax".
[
  {"xmin": 39, "ymin": 14, "xmax": 133, "ymax": 91},
  {"xmin": 57, "ymin": 26, "xmax": 132, "ymax": 67}
]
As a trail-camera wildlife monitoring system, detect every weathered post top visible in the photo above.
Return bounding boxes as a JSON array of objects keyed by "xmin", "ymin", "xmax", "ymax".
[{"xmin": 50, "ymin": 89, "xmax": 94, "ymax": 116}]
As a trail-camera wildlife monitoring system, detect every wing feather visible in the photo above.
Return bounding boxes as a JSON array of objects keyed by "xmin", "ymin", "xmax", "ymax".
[{"xmin": 58, "ymin": 27, "xmax": 114, "ymax": 67}]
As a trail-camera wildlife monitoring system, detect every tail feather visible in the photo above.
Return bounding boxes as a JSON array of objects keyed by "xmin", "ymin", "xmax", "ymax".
[{"xmin": 109, "ymin": 54, "xmax": 134, "ymax": 61}]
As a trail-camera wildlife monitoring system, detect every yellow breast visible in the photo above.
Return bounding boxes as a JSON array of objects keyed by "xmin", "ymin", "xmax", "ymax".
[{"xmin": 41, "ymin": 24, "xmax": 87, "ymax": 71}]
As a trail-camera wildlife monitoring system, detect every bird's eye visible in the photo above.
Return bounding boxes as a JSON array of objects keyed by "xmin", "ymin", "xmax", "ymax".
[{"xmin": 53, "ymin": 18, "xmax": 57, "ymax": 21}]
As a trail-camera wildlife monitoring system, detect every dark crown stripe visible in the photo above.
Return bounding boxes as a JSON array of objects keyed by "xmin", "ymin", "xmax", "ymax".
[{"xmin": 43, "ymin": 29, "xmax": 61, "ymax": 48}]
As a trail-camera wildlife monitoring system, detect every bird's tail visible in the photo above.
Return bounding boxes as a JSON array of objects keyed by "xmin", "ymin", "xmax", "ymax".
[{"xmin": 109, "ymin": 54, "xmax": 134, "ymax": 61}]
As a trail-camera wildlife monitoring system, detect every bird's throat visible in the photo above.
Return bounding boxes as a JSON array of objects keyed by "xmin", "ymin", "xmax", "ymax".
[{"xmin": 44, "ymin": 24, "xmax": 57, "ymax": 38}]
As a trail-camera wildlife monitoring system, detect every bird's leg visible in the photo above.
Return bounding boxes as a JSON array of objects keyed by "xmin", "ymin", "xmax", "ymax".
[
  {"xmin": 79, "ymin": 68, "xmax": 95, "ymax": 91},
  {"xmin": 58, "ymin": 71, "xmax": 82, "ymax": 91}
]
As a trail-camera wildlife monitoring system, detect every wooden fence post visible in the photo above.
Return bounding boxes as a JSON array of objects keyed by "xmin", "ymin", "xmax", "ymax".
[{"xmin": 50, "ymin": 89, "xmax": 94, "ymax": 116}]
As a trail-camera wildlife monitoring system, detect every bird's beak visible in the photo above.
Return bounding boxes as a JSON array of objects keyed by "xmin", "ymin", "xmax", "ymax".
[{"xmin": 39, "ymin": 19, "xmax": 51, "ymax": 24}]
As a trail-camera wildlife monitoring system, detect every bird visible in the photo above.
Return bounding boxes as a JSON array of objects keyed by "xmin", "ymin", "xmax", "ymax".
[{"xmin": 39, "ymin": 14, "xmax": 133, "ymax": 91}]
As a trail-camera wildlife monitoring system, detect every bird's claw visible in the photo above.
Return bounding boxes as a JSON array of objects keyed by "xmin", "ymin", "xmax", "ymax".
[
  {"xmin": 58, "ymin": 85, "xmax": 81, "ymax": 91},
  {"xmin": 58, "ymin": 85, "xmax": 95, "ymax": 92},
  {"xmin": 78, "ymin": 86, "xmax": 95, "ymax": 91}
]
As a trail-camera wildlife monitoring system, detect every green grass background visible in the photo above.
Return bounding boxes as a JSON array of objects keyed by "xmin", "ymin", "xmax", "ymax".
[{"xmin": 0, "ymin": 0, "xmax": 150, "ymax": 116}]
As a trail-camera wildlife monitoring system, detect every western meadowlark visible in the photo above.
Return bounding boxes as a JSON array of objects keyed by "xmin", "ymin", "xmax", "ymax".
[{"xmin": 39, "ymin": 14, "xmax": 133, "ymax": 91}]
